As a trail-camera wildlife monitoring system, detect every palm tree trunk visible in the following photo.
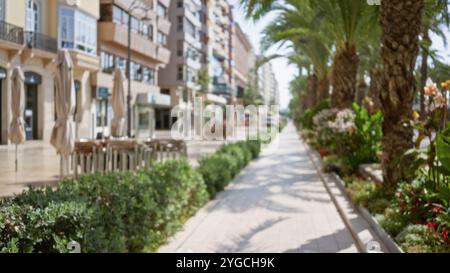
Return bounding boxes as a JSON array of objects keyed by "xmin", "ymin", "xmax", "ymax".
[
  {"xmin": 317, "ymin": 74, "xmax": 330, "ymax": 103},
  {"xmin": 368, "ymin": 69, "xmax": 382, "ymax": 112},
  {"xmin": 306, "ymin": 74, "xmax": 318, "ymax": 109},
  {"xmin": 419, "ymin": 28, "xmax": 430, "ymax": 117},
  {"xmin": 331, "ymin": 43, "xmax": 359, "ymax": 109},
  {"xmin": 380, "ymin": 0, "xmax": 424, "ymax": 189},
  {"xmin": 357, "ymin": 78, "xmax": 367, "ymax": 105}
]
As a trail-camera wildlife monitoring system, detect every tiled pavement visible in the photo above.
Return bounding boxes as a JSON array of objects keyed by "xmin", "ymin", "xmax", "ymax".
[{"xmin": 158, "ymin": 123, "xmax": 359, "ymax": 253}]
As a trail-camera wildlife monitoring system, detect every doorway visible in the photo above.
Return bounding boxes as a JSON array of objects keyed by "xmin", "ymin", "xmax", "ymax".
[{"xmin": 25, "ymin": 84, "xmax": 38, "ymax": 140}]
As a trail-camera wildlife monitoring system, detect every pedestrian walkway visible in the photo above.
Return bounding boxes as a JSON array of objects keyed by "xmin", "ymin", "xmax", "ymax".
[{"xmin": 159, "ymin": 123, "xmax": 359, "ymax": 253}]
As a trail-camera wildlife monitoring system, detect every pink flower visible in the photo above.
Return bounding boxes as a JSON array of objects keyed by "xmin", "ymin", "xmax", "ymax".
[{"xmin": 434, "ymin": 92, "xmax": 447, "ymax": 108}]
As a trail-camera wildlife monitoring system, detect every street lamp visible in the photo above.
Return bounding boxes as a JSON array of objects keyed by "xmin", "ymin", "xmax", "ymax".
[{"xmin": 126, "ymin": 0, "xmax": 152, "ymax": 137}]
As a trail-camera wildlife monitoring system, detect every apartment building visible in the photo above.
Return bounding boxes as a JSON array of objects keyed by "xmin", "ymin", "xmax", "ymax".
[
  {"xmin": 232, "ymin": 22, "xmax": 252, "ymax": 100},
  {"xmin": 259, "ymin": 61, "xmax": 279, "ymax": 106},
  {"xmin": 158, "ymin": 0, "xmax": 202, "ymax": 130},
  {"xmin": 0, "ymin": 0, "xmax": 99, "ymax": 144},
  {"xmin": 203, "ymin": 0, "xmax": 234, "ymax": 104},
  {"xmin": 96, "ymin": 0, "xmax": 171, "ymax": 138}
]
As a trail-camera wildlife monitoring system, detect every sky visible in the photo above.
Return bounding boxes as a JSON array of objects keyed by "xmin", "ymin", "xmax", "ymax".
[{"xmin": 230, "ymin": 1, "xmax": 450, "ymax": 111}]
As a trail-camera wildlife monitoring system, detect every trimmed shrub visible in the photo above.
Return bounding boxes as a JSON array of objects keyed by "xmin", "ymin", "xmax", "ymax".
[
  {"xmin": 198, "ymin": 140, "xmax": 262, "ymax": 198},
  {"xmin": 0, "ymin": 159, "xmax": 208, "ymax": 253},
  {"xmin": 0, "ymin": 201, "xmax": 91, "ymax": 253}
]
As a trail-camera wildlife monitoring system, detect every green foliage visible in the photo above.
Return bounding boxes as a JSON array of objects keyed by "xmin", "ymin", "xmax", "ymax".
[
  {"xmin": 377, "ymin": 208, "xmax": 409, "ymax": 238},
  {"xmin": 198, "ymin": 140, "xmax": 262, "ymax": 198},
  {"xmin": 437, "ymin": 126, "xmax": 450, "ymax": 174},
  {"xmin": 300, "ymin": 100, "xmax": 330, "ymax": 129},
  {"xmin": 396, "ymin": 225, "xmax": 450, "ymax": 253},
  {"xmin": 0, "ymin": 160, "xmax": 209, "ymax": 253},
  {"xmin": 352, "ymin": 102, "xmax": 383, "ymax": 164},
  {"xmin": 344, "ymin": 176, "xmax": 391, "ymax": 214},
  {"xmin": 0, "ymin": 201, "xmax": 91, "ymax": 253}
]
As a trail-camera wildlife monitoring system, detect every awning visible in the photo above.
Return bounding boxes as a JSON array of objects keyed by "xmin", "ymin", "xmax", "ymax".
[
  {"xmin": 137, "ymin": 93, "xmax": 171, "ymax": 107},
  {"xmin": 206, "ymin": 94, "xmax": 227, "ymax": 105}
]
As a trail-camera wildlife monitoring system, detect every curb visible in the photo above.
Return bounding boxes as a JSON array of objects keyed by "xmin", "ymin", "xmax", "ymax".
[
  {"xmin": 302, "ymin": 141, "xmax": 367, "ymax": 253},
  {"xmin": 329, "ymin": 172, "xmax": 403, "ymax": 253},
  {"xmin": 302, "ymin": 140, "xmax": 404, "ymax": 253}
]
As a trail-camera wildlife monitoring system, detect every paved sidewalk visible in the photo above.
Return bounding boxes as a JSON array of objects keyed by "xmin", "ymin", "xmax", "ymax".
[{"xmin": 159, "ymin": 123, "xmax": 359, "ymax": 253}]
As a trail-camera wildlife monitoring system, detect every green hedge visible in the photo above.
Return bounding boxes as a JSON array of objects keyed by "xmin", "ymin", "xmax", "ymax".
[
  {"xmin": 0, "ymin": 159, "xmax": 208, "ymax": 253},
  {"xmin": 198, "ymin": 140, "xmax": 262, "ymax": 198},
  {"xmin": 0, "ymin": 140, "xmax": 263, "ymax": 253}
]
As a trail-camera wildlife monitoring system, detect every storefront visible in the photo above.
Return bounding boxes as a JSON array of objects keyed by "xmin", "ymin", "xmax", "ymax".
[
  {"xmin": 137, "ymin": 93, "xmax": 171, "ymax": 136},
  {"xmin": 24, "ymin": 72, "xmax": 42, "ymax": 140},
  {"xmin": 93, "ymin": 86, "xmax": 111, "ymax": 139}
]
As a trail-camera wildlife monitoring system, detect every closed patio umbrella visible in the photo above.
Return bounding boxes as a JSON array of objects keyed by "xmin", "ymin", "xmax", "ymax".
[
  {"xmin": 9, "ymin": 67, "xmax": 26, "ymax": 172},
  {"xmin": 50, "ymin": 50, "xmax": 75, "ymax": 178},
  {"xmin": 111, "ymin": 68, "xmax": 126, "ymax": 138}
]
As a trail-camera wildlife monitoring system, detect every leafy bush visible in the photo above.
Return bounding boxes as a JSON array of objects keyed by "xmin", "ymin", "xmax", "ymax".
[
  {"xmin": 246, "ymin": 140, "xmax": 262, "ymax": 159},
  {"xmin": 0, "ymin": 201, "xmax": 91, "ymax": 253},
  {"xmin": 396, "ymin": 225, "xmax": 450, "ymax": 253},
  {"xmin": 198, "ymin": 140, "xmax": 262, "ymax": 198},
  {"xmin": 377, "ymin": 208, "xmax": 409, "ymax": 237},
  {"xmin": 300, "ymin": 100, "xmax": 330, "ymax": 129},
  {"xmin": 0, "ymin": 160, "xmax": 208, "ymax": 253},
  {"xmin": 344, "ymin": 176, "xmax": 391, "ymax": 214}
]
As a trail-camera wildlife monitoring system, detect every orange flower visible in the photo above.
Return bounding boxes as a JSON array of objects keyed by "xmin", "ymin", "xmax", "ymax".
[
  {"xmin": 441, "ymin": 80, "xmax": 450, "ymax": 90},
  {"xmin": 424, "ymin": 82, "xmax": 438, "ymax": 96},
  {"xmin": 412, "ymin": 111, "xmax": 420, "ymax": 121}
]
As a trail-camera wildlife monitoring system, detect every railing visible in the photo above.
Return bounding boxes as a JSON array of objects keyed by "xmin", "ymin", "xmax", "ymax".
[
  {"xmin": 25, "ymin": 31, "xmax": 58, "ymax": 53},
  {"xmin": 0, "ymin": 20, "xmax": 24, "ymax": 45}
]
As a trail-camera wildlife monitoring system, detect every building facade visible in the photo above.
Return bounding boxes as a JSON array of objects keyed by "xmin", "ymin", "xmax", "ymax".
[
  {"xmin": 232, "ymin": 22, "xmax": 252, "ymax": 100},
  {"xmin": 203, "ymin": 0, "xmax": 234, "ymax": 104},
  {"xmin": 0, "ymin": 0, "xmax": 99, "ymax": 144},
  {"xmin": 96, "ymin": 0, "xmax": 171, "ymax": 138},
  {"xmin": 158, "ymin": 0, "xmax": 202, "ymax": 130},
  {"xmin": 259, "ymin": 61, "xmax": 279, "ymax": 106}
]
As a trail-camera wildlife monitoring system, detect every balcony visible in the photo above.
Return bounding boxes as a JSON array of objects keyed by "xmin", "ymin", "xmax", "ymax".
[
  {"xmin": 99, "ymin": 22, "xmax": 169, "ymax": 65},
  {"xmin": 0, "ymin": 21, "xmax": 24, "ymax": 45},
  {"xmin": 0, "ymin": 20, "xmax": 24, "ymax": 60},
  {"xmin": 21, "ymin": 32, "xmax": 57, "ymax": 66},
  {"xmin": 25, "ymin": 32, "xmax": 58, "ymax": 53}
]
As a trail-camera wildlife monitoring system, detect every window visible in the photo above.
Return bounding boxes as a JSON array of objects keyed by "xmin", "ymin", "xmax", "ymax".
[
  {"xmin": 59, "ymin": 7, "xmax": 97, "ymax": 54},
  {"xmin": 96, "ymin": 99, "xmax": 110, "ymax": 127},
  {"xmin": 157, "ymin": 31, "xmax": 167, "ymax": 46},
  {"xmin": 131, "ymin": 16, "xmax": 139, "ymax": 33},
  {"xmin": 177, "ymin": 16, "xmax": 183, "ymax": 32},
  {"xmin": 177, "ymin": 65, "xmax": 184, "ymax": 81},
  {"xmin": 143, "ymin": 67, "xmax": 156, "ymax": 85},
  {"xmin": 116, "ymin": 56, "xmax": 126, "ymax": 74},
  {"xmin": 112, "ymin": 5, "xmax": 128, "ymax": 25},
  {"xmin": 131, "ymin": 62, "xmax": 143, "ymax": 81},
  {"xmin": 177, "ymin": 0, "xmax": 183, "ymax": 8},
  {"xmin": 177, "ymin": 40, "xmax": 183, "ymax": 56},
  {"xmin": 142, "ymin": 24, "xmax": 153, "ymax": 41},
  {"xmin": 157, "ymin": 2, "xmax": 168, "ymax": 18},
  {"xmin": 26, "ymin": 0, "xmax": 41, "ymax": 32},
  {"xmin": 0, "ymin": 0, "xmax": 5, "ymax": 21},
  {"xmin": 185, "ymin": 18, "xmax": 196, "ymax": 38},
  {"xmin": 100, "ymin": 51, "xmax": 115, "ymax": 73}
]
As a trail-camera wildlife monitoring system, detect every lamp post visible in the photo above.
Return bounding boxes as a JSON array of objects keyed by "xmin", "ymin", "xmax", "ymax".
[{"xmin": 126, "ymin": 0, "xmax": 152, "ymax": 137}]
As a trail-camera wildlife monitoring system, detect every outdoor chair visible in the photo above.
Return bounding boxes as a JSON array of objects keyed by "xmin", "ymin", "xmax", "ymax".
[
  {"xmin": 105, "ymin": 140, "xmax": 140, "ymax": 172},
  {"xmin": 73, "ymin": 140, "xmax": 104, "ymax": 177}
]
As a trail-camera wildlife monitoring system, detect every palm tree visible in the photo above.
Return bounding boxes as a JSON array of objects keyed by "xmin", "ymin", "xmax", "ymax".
[
  {"xmin": 379, "ymin": 0, "xmax": 425, "ymax": 188},
  {"xmin": 261, "ymin": 1, "xmax": 332, "ymax": 108},
  {"xmin": 244, "ymin": 0, "xmax": 377, "ymax": 110},
  {"xmin": 418, "ymin": 0, "xmax": 449, "ymax": 116}
]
